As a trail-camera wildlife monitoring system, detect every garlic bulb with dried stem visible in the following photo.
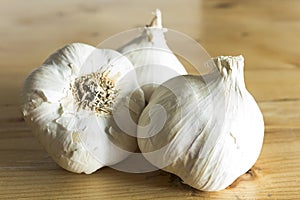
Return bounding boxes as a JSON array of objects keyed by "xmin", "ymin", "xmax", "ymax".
[
  {"xmin": 22, "ymin": 43, "xmax": 145, "ymax": 174},
  {"xmin": 118, "ymin": 9, "xmax": 187, "ymax": 102},
  {"xmin": 137, "ymin": 55, "xmax": 264, "ymax": 191}
]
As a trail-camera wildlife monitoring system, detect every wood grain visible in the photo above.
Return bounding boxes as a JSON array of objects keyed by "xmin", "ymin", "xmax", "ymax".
[{"xmin": 0, "ymin": 0, "xmax": 300, "ymax": 199}]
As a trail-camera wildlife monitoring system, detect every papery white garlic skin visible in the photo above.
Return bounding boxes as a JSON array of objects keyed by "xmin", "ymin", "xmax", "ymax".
[
  {"xmin": 22, "ymin": 43, "xmax": 144, "ymax": 174},
  {"xmin": 137, "ymin": 55, "xmax": 264, "ymax": 191},
  {"xmin": 118, "ymin": 9, "xmax": 187, "ymax": 101}
]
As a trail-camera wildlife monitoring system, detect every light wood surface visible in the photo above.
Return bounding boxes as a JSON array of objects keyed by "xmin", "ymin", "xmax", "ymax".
[{"xmin": 1, "ymin": 0, "xmax": 300, "ymax": 199}]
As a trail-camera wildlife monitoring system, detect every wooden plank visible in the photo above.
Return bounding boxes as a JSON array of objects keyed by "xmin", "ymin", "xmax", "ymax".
[
  {"xmin": 200, "ymin": 0, "xmax": 300, "ymax": 70},
  {"xmin": 0, "ymin": 101, "xmax": 299, "ymax": 199},
  {"xmin": 0, "ymin": 129, "xmax": 299, "ymax": 199}
]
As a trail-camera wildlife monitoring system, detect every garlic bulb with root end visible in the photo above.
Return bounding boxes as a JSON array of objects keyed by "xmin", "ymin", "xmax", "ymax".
[
  {"xmin": 22, "ymin": 43, "xmax": 145, "ymax": 174},
  {"xmin": 137, "ymin": 55, "xmax": 264, "ymax": 191},
  {"xmin": 118, "ymin": 9, "xmax": 187, "ymax": 102}
]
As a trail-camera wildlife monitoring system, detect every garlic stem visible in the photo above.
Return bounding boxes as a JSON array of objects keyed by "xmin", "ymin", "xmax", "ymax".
[{"xmin": 148, "ymin": 9, "xmax": 162, "ymax": 28}]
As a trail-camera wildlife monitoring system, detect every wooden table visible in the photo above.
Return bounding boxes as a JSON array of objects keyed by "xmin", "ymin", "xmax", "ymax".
[{"xmin": 1, "ymin": 0, "xmax": 299, "ymax": 199}]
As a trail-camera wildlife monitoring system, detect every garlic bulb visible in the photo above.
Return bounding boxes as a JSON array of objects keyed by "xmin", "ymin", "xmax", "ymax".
[
  {"xmin": 22, "ymin": 43, "xmax": 145, "ymax": 174},
  {"xmin": 137, "ymin": 55, "xmax": 264, "ymax": 191},
  {"xmin": 118, "ymin": 9, "xmax": 187, "ymax": 101}
]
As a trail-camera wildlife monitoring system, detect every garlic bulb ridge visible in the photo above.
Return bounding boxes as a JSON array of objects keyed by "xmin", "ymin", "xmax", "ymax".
[
  {"xmin": 137, "ymin": 55, "xmax": 264, "ymax": 191},
  {"xmin": 22, "ymin": 43, "xmax": 145, "ymax": 174}
]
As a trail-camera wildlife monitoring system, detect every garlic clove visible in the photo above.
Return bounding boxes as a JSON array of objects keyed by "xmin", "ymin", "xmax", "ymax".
[
  {"xmin": 23, "ymin": 43, "xmax": 145, "ymax": 174},
  {"xmin": 118, "ymin": 9, "xmax": 187, "ymax": 102},
  {"xmin": 137, "ymin": 55, "xmax": 264, "ymax": 191}
]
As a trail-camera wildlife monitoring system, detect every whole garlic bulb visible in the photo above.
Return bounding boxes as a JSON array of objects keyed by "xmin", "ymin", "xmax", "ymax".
[
  {"xmin": 22, "ymin": 43, "xmax": 145, "ymax": 174},
  {"xmin": 118, "ymin": 9, "xmax": 187, "ymax": 101},
  {"xmin": 137, "ymin": 55, "xmax": 264, "ymax": 191}
]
